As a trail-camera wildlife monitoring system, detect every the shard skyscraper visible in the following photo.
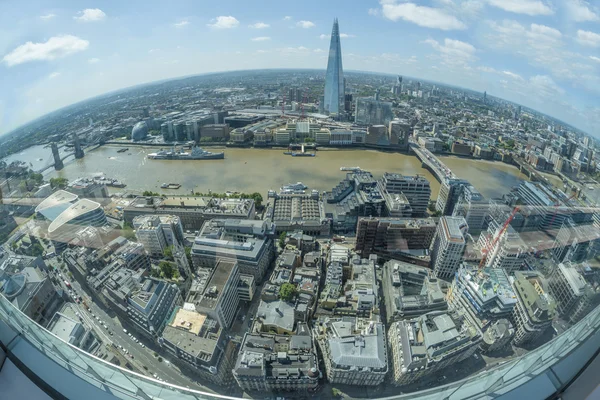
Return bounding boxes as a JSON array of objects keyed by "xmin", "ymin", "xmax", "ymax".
[{"xmin": 323, "ymin": 18, "xmax": 344, "ymax": 116}]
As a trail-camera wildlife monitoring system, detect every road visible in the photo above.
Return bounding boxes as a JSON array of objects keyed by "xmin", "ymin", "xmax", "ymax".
[{"xmin": 49, "ymin": 263, "xmax": 215, "ymax": 392}]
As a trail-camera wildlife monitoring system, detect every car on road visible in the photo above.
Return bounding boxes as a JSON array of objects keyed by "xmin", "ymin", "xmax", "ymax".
[{"xmin": 123, "ymin": 329, "xmax": 127, "ymax": 333}]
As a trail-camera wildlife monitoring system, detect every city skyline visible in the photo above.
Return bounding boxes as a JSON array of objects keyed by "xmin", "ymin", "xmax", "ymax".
[{"xmin": 1, "ymin": 0, "xmax": 600, "ymax": 136}]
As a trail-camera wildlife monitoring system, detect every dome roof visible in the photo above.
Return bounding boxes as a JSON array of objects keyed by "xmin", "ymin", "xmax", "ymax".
[
  {"xmin": 132, "ymin": 121, "xmax": 149, "ymax": 141},
  {"xmin": 2, "ymin": 273, "xmax": 26, "ymax": 300}
]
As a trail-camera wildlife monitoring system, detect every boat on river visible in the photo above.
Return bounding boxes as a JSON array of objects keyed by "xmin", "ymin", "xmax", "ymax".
[{"xmin": 148, "ymin": 146, "xmax": 224, "ymax": 160}]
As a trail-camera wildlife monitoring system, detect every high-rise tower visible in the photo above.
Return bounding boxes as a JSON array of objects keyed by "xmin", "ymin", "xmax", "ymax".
[{"xmin": 323, "ymin": 18, "xmax": 344, "ymax": 116}]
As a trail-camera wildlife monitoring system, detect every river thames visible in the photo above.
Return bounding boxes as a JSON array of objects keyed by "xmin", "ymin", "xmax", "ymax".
[{"xmin": 6, "ymin": 145, "xmax": 542, "ymax": 200}]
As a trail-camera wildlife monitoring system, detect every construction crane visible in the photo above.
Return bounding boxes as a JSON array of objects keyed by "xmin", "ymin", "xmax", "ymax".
[{"xmin": 479, "ymin": 206, "xmax": 520, "ymax": 269}]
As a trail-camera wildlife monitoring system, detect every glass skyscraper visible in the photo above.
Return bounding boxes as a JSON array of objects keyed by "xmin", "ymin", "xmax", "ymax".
[{"xmin": 323, "ymin": 18, "xmax": 344, "ymax": 116}]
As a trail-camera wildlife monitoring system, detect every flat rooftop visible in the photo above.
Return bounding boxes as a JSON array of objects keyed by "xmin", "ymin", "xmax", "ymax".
[{"xmin": 169, "ymin": 308, "xmax": 207, "ymax": 336}]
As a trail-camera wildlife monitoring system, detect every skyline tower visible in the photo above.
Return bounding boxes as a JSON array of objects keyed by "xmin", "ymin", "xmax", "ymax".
[{"xmin": 323, "ymin": 18, "xmax": 344, "ymax": 116}]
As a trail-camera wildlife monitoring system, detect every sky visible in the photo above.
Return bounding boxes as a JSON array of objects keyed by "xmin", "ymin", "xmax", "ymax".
[{"xmin": 1, "ymin": 0, "xmax": 599, "ymax": 136}]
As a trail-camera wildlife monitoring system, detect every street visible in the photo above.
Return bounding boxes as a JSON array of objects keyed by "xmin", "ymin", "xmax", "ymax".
[{"xmin": 50, "ymin": 264, "xmax": 217, "ymax": 393}]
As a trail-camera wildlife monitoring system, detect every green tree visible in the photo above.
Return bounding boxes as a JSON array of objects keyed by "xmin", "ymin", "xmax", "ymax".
[
  {"xmin": 142, "ymin": 191, "xmax": 160, "ymax": 196},
  {"xmin": 279, "ymin": 283, "xmax": 297, "ymax": 301},
  {"xmin": 278, "ymin": 231, "xmax": 287, "ymax": 248},
  {"xmin": 159, "ymin": 261, "xmax": 175, "ymax": 279},
  {"xmin": 250, "ymin": 192, "xmax": 263, "ymax": 208},
  {"xmin": 184, "ymin": 246, "xmax": 192, "ymax": 266},
  {"xmin": 49, "ymin": 177, "xmax": 69, "ymax": 189},
  {"xmin": 122, "ymin": 225, "xmax": 137, "ymax": 241},
  {"xmin": 163, "ymin": 245, "xmax": 173, "ymax": 260},
  {"xmin": 31, "ymin": 243, "xmax": 44, "ymax": 257}
]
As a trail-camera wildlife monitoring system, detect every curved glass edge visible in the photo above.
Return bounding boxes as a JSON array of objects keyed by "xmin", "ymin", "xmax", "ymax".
[{"xmin": 0, "ymin": 292, "xmax": 599, "ymax": 400}]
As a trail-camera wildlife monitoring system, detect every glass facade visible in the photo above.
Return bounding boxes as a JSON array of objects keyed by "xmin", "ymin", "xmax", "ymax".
[
  {"xmin": 1, "ymin": 289, "xmax": 599, "ymax": 399},
  {"xmin": 323, "ymin": 19, "xmax": 344, "ymax": 116}
]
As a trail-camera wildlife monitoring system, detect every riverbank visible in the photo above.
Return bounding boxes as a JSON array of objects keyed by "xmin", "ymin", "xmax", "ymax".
[{"xmin": 41, "ymin": 146, "xmax": 532, "ymax": 202}]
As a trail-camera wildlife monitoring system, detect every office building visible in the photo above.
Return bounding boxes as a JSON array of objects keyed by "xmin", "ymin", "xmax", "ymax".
[
  {"xmin": 132, "ymin": 215, "xmax": 184, "ymax": 257},
  {"xmin": 0, "ymin": 256, "xmax": 62, "ymax": 327},
  {"xmin": 452, "ymin": 185, "xmax": 489, "ymax": 233},
  {"xmin": 355, "ymin": 217, "xmax": 436, "ymax": 258},
  {"xmin": 389, "ymin": 120, "xmax": 411, "ymax": 150},
  {"xmin": 187, "ymin": 260, "xmax": 241, "ymax": 329},
  {"xmin": 547, "ymin": 262, "xmax": 600, "ymax": 324},
  {"xmin": 355, "ymin": 98, "xmax": 394, "ymax": 127},
  {"xmin": 48, "ymin": 312, "xmax": 96, "ymax": 353},
  {"xmin": 323, "ymin": 18, "xmax": 345, "ymax": 116},
  {"xmin": 365, "ymin": 125, "xmax": 388, "ymax": 146},
  {"xmin": 479, "ymin": 218, "xmax": 528, "ymax": 273},
  {"xmin": 325, "ymin": 170, "xmax": 389, "ymax": 233},
  {"xmin": 430, "ymin": 216, "xmax": 468, "ymax": 279},
  {"xmin": 381, "ymin": 173, "xmax": 431, "ymax": 217},
  {"xmin": 388, "ymin": 311, "xmax": 481, "ymax": 386},
  {"xmin": 126, "ymin": 278, "xmax": 183, "ymax": 339},
  {"xmin": 382, "ymin": 260, "xmax": 447, "ymax": 322},
  {"xmin": 70, "ymin": 226, "xmax": 104, "ymax": 249},
  {"xmin": 267, "ymin": 190, "xmax": 330, "ymax": 236},
  {"xmin": 191, "ymin": 219, "xmax": 275, "ymax": 280},
  {"xmin": 67, "ymin": 178, "xmax": 109, "ymax": 200},
  {"xmin": 124, "ymin": 195, "xmax": 255, "ymax": 230},
  {"xmin": 200, "ymin": 124, "xmax": 230, "ymax": 141},
  {"xmin": 315, "ymin": 317, "xmax": 388, "ymax": 386},
  {"xmin": 131, "ymin": 121, "xmax": 149, "ymax": 141},
  {"xmin": 233, "ymin": 328, "xmax": 320, "ymax": 392},
  {"xmin": 34, "ymin": 190, "xmax": 78, "ymax": 221},
  {"xmin": 511, "ymin": 271, "xmax": 556, "ymax": 346},
  {"xmin": 47, "ymin": 199, "xmax": 107, "ymax": 249},
  {"xmin": 436, "ymin": 178, "xmax": 470, "ymax": 216},
  {"xmin": 448, "ymin": 264, "xmax": 517, "ymax": 350},
  {"xmin": 160, "ymin": 307, "xmax": 236, "ymax": 386},
  {"xmin": 553, "ymin": 219, "xmax": 600, "ymax": 263}
]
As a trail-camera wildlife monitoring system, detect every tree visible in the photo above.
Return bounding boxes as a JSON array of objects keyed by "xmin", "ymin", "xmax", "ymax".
[
  {"xmin": 163, "ymin": 246, "xmax": 173, "ymax": 260},
  {"xmin": 142, "ymin": 191, "xmax": 160, "ymax": 196},
  {"xmin": 184, "ymin": 246, "xmax": 192, "ymax": 266},
  {"xmin": 278, "ymin": 232, "xmax": 287, "ymax": 248},
  {"xmin": 31, "ymin": 243, "xmax": 44, "ymax": 257},
  {"xmin": 159, "ymin": 261, "xmax": 176, "ymax": 279},
  {"xmin": 250, "ymin": 192, "xmax": 263, "ymax": 208},
  {"xmin": 122, "ymin": 225, "xmax": 137, "ymax": 241},
  {"xmin": 49, "ymin": 177, "xmax": 69, "ymax": 189},
  {"xmin": 279, "ymin": 283, "xmax": 297, "ymax": 301}
]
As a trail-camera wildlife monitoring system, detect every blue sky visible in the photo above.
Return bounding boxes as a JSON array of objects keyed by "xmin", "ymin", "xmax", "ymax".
[{"xmin": 1, "ymin": 0, "xmax": 599, "ymax": 136}]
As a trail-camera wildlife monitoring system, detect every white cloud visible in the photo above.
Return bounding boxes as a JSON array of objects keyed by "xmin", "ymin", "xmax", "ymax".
[
  {"xmin": 2, "ymin": 35, "xmax": 89, "ymax": 67},
  {"xmin": 296, "ymin": 20, "xmax": 315, "ymax": 28},
  {"xmin": 424, "ymin": 38, "xmax": 477, "ymax": 66},
  {"xmin": 576, "ymin": 30, "xmax": 600, "ymax": 47},
  {"xmin": 529, "ymin": 75, "xmax": 565, "ymax": 96},
  {"xmin": 48, "ymin": 72, "xmax": 60, "ymax": 79},
  {"xmin": 368, "ymin": 8, "xmax": 380, "ymax": 16},
  {"xmin": 313, "ymin": 48, "xmax": 325, "ymax": 53},
  {"xmin": 74, "ymin": 8, "xmax": 106, "ymax": 22},
  {"xmin": 251, "ymin": 36, "xmax": 271, "ymax": 41},
  {"xmin": 590, "ymin": 55, "xmax": 600, "ymax": 63},
  {"xmin": 283, "ymin": 16, "xmax": 292, "ymax": 20},
  {"xmin": 40, "ymin": 13, "xmax": 56, "ymax": 20},
  {"xmin": 381, "ymin": 1, "xmax": 467, "ymax": 30},
  {"xmin": 88, "ymin": 57, "xmax": 100, "ymax": 64},
  {"xmin": 249, "ymin": 22, "xmax": 269, "ymax": 29},
  {"xmin": 502, "ymin": 70, "xmax": 524, "ymax": 80},
  {"xmin": 207, "ymin": 16, "xmax": 239, "ymax": 29},
  {"xmin": 174, "ymin": 20, "xmax": 189, "ymax": 28},
  {"xmin": 148, "ymin": 48, "xmax": 160, "ymax": 54},
  {"xmin": 487, "ymin": 0, "xmax": 553, "ymax": 15},
  {"xmin": 565, "ymin": 0, "xmax": 599, "ymax": 22}
]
